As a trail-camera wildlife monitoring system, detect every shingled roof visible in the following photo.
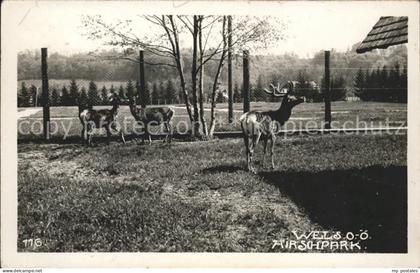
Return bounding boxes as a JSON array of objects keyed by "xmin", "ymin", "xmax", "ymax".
[{"xmin": 356, "ymin": 16, "xmax": 408, "ymax": 54}]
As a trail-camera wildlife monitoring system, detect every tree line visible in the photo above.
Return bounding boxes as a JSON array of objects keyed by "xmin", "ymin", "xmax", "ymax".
[
  {"xmin": 18, "ymin": 45, "xmax": 407, "ymax": 93},
  {"xmin": 18, "ymin": 61, "xmax": 407, "ymax": 108},
  {"xmin": 18, "ymin": 44, "xmax": 407, "ymax": 106},
  {"xmin": 21, "ymin": 62, "xmax": 405, "ymax": 107},
  {"xmin": 17, "ymin": 79, "xmax": 179, "ymax": 107},
  {"xmin": 354, "ymin": 63, "xmax": 407, "ymax": 103}
]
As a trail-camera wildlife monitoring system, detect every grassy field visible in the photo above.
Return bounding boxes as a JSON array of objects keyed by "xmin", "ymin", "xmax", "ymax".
[
  {"xmin": 18, "ymin": 101, "xmax": 407, "ymax": 140},
  {"xmin": 18, "ymin": 133, "xmax": 407, "ymax": 252}
]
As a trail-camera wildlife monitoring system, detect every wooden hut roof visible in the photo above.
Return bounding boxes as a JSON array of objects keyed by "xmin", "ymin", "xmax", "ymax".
[{"xmin": 356, "ymin": 16, "xmax": 408, "ymax": 53}]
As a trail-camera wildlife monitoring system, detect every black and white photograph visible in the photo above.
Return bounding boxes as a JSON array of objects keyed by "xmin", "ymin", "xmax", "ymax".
[{"xmin": 2, "ymin": 0, "xmax": 420, "ymax": 268}]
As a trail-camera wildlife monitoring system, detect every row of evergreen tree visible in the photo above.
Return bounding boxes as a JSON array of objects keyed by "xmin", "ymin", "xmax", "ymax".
[
  {"xmin": 19, "ymin": 78, "xmax": 255, "ymax": 107},
  {"xmin": 18, "ymin": 79, "xmax": 180, "ymax": 107},
  {"xmin": 354, "ymin": 63, "xmax": 407, "ymax": 102},
  {"xmin": 17, "ymin": 63, "xmax": 408, "ymax": 107}
]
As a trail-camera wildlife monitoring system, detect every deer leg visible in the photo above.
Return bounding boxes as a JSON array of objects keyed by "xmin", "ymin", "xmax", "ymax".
[
  {"xmin": 81, "ymin": 126, "xmax": 85, "ymax": 144},
  {"xmin": 164, "ymin": 122, "xmax": 172, "ymax": 143},
  {"xmin": 87, "ymin": 125, "xmax": 93, "ymax": 147},
  {"xmin": 162, "ymin": 123, "xmax": 167, "ymax": 143},
  {"xmin": 111, "ymin": 122, "xmax": 125, "ymax": 144},
  {"xmin": 86, "ymin": 123, "xmax": 91, "ymax": 146},
  {"xmin": 146, "ymin": 124, "xmax": 152, "ymax": 145},
  {"xmin": 168, "ymin": 121, "xmax": 173, "ymax": 143},
  {"xmin": 120, "ymin": 130, "xmax": 126, "ymax": 144},
  {"xmin": 105, "ymin": 125, "xmax": 111, "ymax": 145},
  {"xmin": 270, "ymin": 133, "xmax": 276, "ymax": 169},
  {"xmin": 248, "ymin": 139, "xmax": 256, "ymax": 173},
  {"xmin": 243, "ymin": 134, "xmax": 251, "ymax": 171},
  {"xmin": 82, "ymin": 125, "xmax": 88, "ymax": 145},
  {"xmin": 143, "ymin": 123, "xmax": 152, "ymax": 145},
  {"xmin": 142, "ymin": 123, "xmax": 146, "ymax": 144},
  {"xmin": 262, "ymin": 135, "xmax": 268, "ymax": 167},
  {"xmin": 251, "ymin": 131, "xmax": 262, "ymax": 172},
  {"xmin": 247, "ymin": 134, "xmax": 258, "ymax": 174},
  {"xmin": 254, "ymin": 131, "xmax": 262, "ymax": 147}
]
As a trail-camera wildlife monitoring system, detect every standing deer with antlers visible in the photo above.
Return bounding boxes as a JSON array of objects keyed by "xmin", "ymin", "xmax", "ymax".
[
  {"xmin": 240, "ymin": 81, "xmax": 304, "ymax": 173},
  {"xmin": 128, "ymin": 96, "xmax": 174, "ymax": 144},
  {"xmin": 79, "ymin": 93, "xmax": 126, "ymax": 146}
]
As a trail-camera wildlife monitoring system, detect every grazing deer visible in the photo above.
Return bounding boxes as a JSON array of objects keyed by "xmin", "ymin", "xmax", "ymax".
[
  {"xmin": 128, "ymin": 96, "xmax": 174, "ymax": 144},
  {"xmin": 79, "ymin": 93, "xmax": 126, "ymax": 146},
  {"xmin": 240, "ymin": 81, "xmax": 304, "ymax": 173}
]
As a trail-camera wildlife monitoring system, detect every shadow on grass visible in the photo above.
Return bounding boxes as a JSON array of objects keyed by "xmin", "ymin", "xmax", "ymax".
[{"xmin": 259, "ymin": 165, "xmax": 407, "ymax": 253}]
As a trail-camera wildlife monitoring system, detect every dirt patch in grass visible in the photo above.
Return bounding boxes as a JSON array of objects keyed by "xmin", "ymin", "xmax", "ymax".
[{"xmin": 18, "ymin": 133, "xmax": 407, "ymax": 252}]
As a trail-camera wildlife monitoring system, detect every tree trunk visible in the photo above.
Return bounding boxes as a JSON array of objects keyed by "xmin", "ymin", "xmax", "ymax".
[
  {"xmin": 176, "ymin": 59, "xmax": 193, "ymax": 122},
  {"xmin": 198, "ymin": 16, "xmax": 208, "ymax": 136},
  {"xmin": 167, "ymin": 15, "xmax": 193, "ymax": 123},
  {"xmin": 191, "ymin": 16, "xmax": 201, "ymax": 136},
  {"xmin": 209, "ymin": 17, "xmax": 228, "ymax": 137}
]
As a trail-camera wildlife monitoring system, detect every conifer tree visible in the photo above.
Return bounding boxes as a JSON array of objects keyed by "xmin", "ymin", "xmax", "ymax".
[
  {"xmin": 61, "ymin": 85, "xmax": 70, "ymax": 106},
  {"xmin": 354, "ymin": 68, "xmax": 365, "ymax": 100},
  {"xmin": 118, "ymin": 85, "xmax": 125, "ymax": 100},
  {"xmin": 391, "ymin": 64, "xmax": 400, "ymax": 96},
  {"xmin": 101, "ymin": 86, "xmax": 109, "ymax": 105},
  {"xmin": 331, "ymin": 74, "xmax": 346, "ymax": 101},
  {"xmin": 380, "ymin": 65, "xmax": 389, "ymax": 101},
  {"xmin": 157, "ymin": 80, "xmax": 165, "ymax": 104},
  {"xmin": 88, "ymin": 81, "xmax": 100, "ymax": 106},
  {"xmin": 69, "ymin": 79, "xmax": 79, "ymax": 106},
  {"xmin": 126, "ymin": 80, "xmax": 135, "ymax": 101},
  {"xmin": 79, "ymin": 86, "xmax": 88, "ymax": 107},
  {"xmin": 19, "ymin": 82, "xmax": 30, "ymax": 107},
  {"xmin": 151, "ymin": 82, "xmax": 158, "ymax": 104},
  {"xmin": 364, "ymin": 69, "xmax": 372, "ymax": 101},
  {"xmin": 109, "ymin": 84, "xmax": 116, "ymax": 95},
  {"xmin": 50, "ymin": 88, "xmax": 60, "ymax": 106}
]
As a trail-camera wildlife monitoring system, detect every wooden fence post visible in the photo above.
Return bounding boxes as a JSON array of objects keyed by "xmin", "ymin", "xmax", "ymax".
[
  {"xmin": 243, "ymin": 50, "xmax": 250, "ymax": 113},
  {"xmin": 227, "ymin": 16, "xmax": 233, "ymax": 123},
  {"xmin": 324, "ymin": 50, "xmax": 331, "ymax": 129},
  {"xmin": 41, "ymin": 48, "xmax": 50, "ymax": 140}
]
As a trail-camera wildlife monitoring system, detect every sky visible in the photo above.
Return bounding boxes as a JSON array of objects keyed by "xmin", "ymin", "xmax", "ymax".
[{"xmin": 5, "ymin": 1, "xmax": 416, "ymax": 58}]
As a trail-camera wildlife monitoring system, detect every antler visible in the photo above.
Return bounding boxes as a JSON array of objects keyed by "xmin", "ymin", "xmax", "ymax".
[{"xmin": 263, "ymin": 81, "xmax": 291, "ymax": 97}]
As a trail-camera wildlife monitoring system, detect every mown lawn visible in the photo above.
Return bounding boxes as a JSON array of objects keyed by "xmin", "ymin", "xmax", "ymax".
[
  {"xmin": 18, "ymin": 133, "xmax": 407, "ymax": 253},
  {"xmin": 17, "ymin": 101, "xmax": 407, "ymax": 140}
]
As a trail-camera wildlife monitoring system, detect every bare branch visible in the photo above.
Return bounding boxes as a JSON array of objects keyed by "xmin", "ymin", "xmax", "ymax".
[{"xmin": 176, "ymin": 15, "xmax": 193, "ymax": 34}]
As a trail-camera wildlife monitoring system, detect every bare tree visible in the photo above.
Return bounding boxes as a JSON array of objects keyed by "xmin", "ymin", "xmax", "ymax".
[
  {"xmin": 82, "ymin": 15, "xmax": 194, "ymax": 122},
  {"xmin": 81, "ymin": 15, "xmax": 285, "ymax": 137}
]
